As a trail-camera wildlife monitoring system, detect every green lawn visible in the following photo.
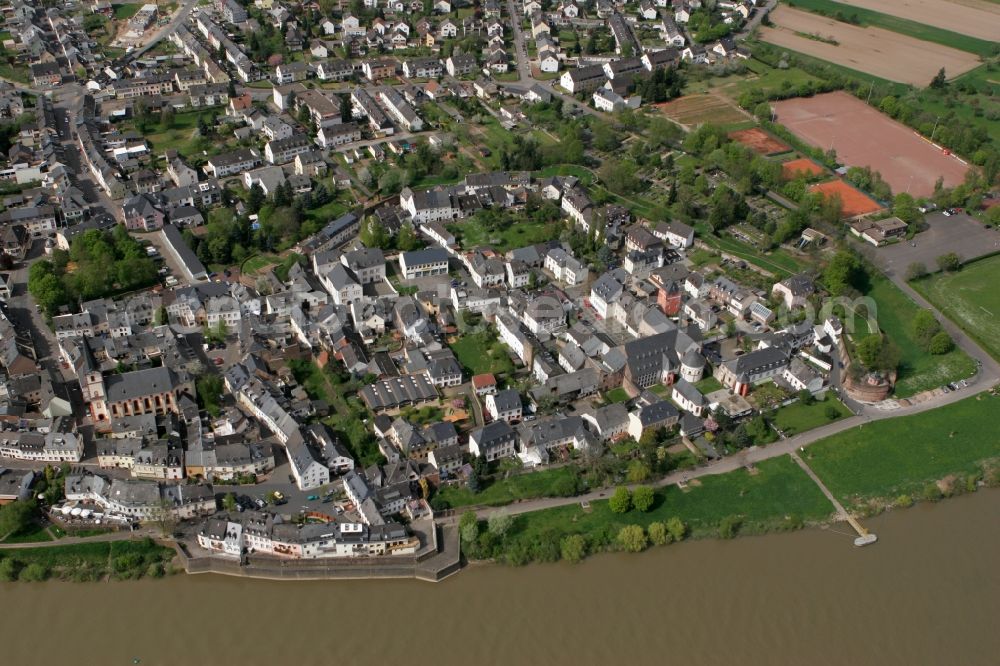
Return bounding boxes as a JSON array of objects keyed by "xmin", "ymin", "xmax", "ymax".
[
  {"xmin": 1, "ymin": 524, "xmax": 53, "ymax": 544},
  {"xmin": 770, "ymin": 395, "xmax": 851, "ymax": 436},
  {"xmin": 913, "ymin": 255, "xmax": 1000, "ymax": 363},
  {"xmin": 806, "ymin": 392, "xmax": 1000, "ymax": 504},
  {"xmin": 506, "ymin": 455, "xmax": 833, "ymax": 546},
  {"xmin": 136, "ymin": 110, "xmax": 224, "ymax": 158},
  {"xmin": 605, "ymin": 387, "xmax": 631, "ymax": 403},
  {"xmin": 535, "ymin": 164, "xmax": 595, "ymax": 185},
  {"xmin": 0, "ymin": 538, "xmax": 174, "ymax": 582},
  {"xmin": 450, "ymin": 330, "xmax": 516, "ymax": 376},
  {"xmin": 436, "ymin": 466, "xmax": 580, "ymax": 508},
  {"xmin": 725, "ymin": 57, "xmax": 826, "ymax": 98},
  {"xmin": 863, "ymin": 276, "xmax": 976, "ymax": 397},
  {"xmin": 240, "ymin": 253, "xmax": 282, "ymax": 275},
  {"xmin": 114, "ymin": 3, "xmax": 142, "ymax": 20},
  {"xmin": 303, "ymin": 198, "xmax": 349, "ymax": 224},
  {"xmin": 694, "ymin": 376, "xmax": 724, "ymax": 394},
  {"xmin": 785, "ymin": 0, "xmax": 997, "ymax": 57},
  {"xmin": 699, "ymin": 231, "xmax": 805, "ymax": 277},
  {"xmin": 448, "ymin": 217, "xmax": 552, "ymax": 253}
]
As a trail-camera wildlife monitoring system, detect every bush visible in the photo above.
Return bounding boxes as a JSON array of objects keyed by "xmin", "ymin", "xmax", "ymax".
[
  {"xmin": 928, "ymin": 331, "xmax": 954, "ymax": 355},
  {"xmin": 936, "ymin": 252, "xmax": 962, "ymax": 272},
  {"xmin": 632, "ymin": 486, "xmax": 655, "ymax": 512},
  {"xmin": 560, "ymin": 534, "xmax": 587, "ymax": 563},
  {"xmin": 893, "ymin": 494, "xmax": 914, "ymax": 509},
  {"xmin": 146, "ymin": 562, "xmax": 165, "ymax": 578},
  {"xmin": 648, "ymin": 521, "xmax": 670, "ymax": 546},
  {"xmin": 921, "ymin": 483, "xmax": 943, "ymax": 502},
  {"xmin": 18, "ymin": 562, "xmax": 49, "ymax": 582},
  {"xmin": 718, "ymin": 515, "xmax": 742, "ymax": 539},
  {"xmin": 0, "ymin": 557, "xmax": 20, "ymax": 581},
  {"xmin": 617, "ymin": 525, "xmax": 648, "ymax": 553},
  {"xmin": 609, "ymin": 486, "xmax": 632, "ymax": 514},
  {"xmin": 666, "ymin": 516, "xmax": 688, "ymax": 542},
  {"xmin": 824, "ymin": 404, "xmax": 841, "ymax": 421}
]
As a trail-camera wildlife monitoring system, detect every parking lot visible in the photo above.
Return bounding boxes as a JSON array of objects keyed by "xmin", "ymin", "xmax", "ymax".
[{"xmin": 865, "ymin": 212, "xmax": 1000, "ymax": 274}]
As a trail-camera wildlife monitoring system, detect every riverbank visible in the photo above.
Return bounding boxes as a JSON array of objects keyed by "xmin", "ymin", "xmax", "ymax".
[
  {"xmin": 0, "ymin": 538, "xmax": 175, "ymax": 582},
  {"xmin": 2, "ymin": 392, "xmax": 998, "ymax": 581},
  {"xmin": 465, "ymin": 392, "xmax": 1000, "ymax": 566},
  {"xmin": 1, "ymin": 490, "xmax": 996, "ymax": 665}
]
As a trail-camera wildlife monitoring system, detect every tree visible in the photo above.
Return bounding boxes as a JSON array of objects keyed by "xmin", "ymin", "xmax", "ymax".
[
  {"xmin": 911, "ymin": 310, "xmax": 941, "ymax": 349},
  {"xmin": 928, "ymin": 331, "xmax": 955, "ymax": 355},
  {"xmin": 626, "ymin": 459, "xmax": 651, "ymax": 484},
  {"xmin": 823, "ymin": 250, "xmax": 867, "ymax": 296},
  {"xmin": 617, "ymin": 525, "xmax": 647, "ymax": 553},
  {"xmin": 246, "ymin": 183, "xmax": 265, "ymax": 214},
  {"xmin": 648, "ymin": 521, "xmax": 669, "ymax": 546},
  {"xmin": 666, "ymin": 516, "xmax": 688, "ymax": 542},
  {"xmin": 936, "ymin": 252, "xmax": 962, "ymax": 272},
  {"xmin": 609, "ymin": 486, "xmax": 631, "ymax": 514},
  {"xmin": 632, "ymin": 486, "xmax": 654, "ymax": 512},
  {"xmin": 797, "ymin": 389, "xmax": 816, "ymax": 406},
  {"xmin": 359, "ymin": 216, "xmax": 390, "ymax": 249},
  {"xmin": 905, "ymin": 261, "xmax": 928, "ymax": 281},
  {"xmin": 459, "ymin": 510, "xmax": 479, "ymax": 546},
  {"xmin": 0, "ymin": 499, "xmax": 36, "ymax": 538},
  {"xmin": 930, "ymin": 67, "xmax": 947, "ymax": 89},
  {"xmin": 395, "ymin": 223, "xmax": 420, "ymax": 251},
  {"xmin": 160, "ymin": 105, "xmax": 175, "ymax": 129},
  {"xmin": 487, "ymin": 511, "xmax": 513, "ymax": 538},
  {"xmin": 824, "ymin": 404, "xmax": 841, "ymax": 421},
  {"xmin": 892, "ymin": 192, "xmax": 920, "ymax": 225},
  {"xmin": 560, "ymin": 534, "xmax": 586, "ymax": 563},
  {"xmin": 855, "ymin": 334, "xmax": 900, "ymax": 373},
  {"xmin": 222, "ymin": 493, "xmax": 237, "ymax": 512}
]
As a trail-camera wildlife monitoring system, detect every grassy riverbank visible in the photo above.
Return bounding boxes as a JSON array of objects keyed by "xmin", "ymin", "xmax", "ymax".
[
  {"xmin": 473, "ymin": 392, "xmax": 1000, "ymax": 566},
  {"xmin": 0, "ymin": 538, "xmax": 176, "ymax": 583},
  {"xmin": 805, "ymin": 392, "xmax": 1000, "ymax": 512}
]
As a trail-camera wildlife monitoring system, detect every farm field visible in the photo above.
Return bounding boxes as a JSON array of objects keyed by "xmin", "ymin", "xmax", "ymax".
[
  {"xmin": 655, "ymin": 94, "xmax": 748, "ymax": 127},
  {"xmin": 728, "ymin": 127, "xmax": 790, "ymax": 155},
  {"xmin": 787, "ymin": 0, "xmax": 999, "ymax": 53},
  {"xmin": 914, "ymin": 254, "xmax": 1000, "ymax": 363},
  {"xmin": 758, "ymin": 6, "xmax": 981, "ymax": 86},
  {"xmin": 809, "ymin": 179, "xmax": 882, "ymax": 217},
  {"xmin": 833, "ymin": 0, "xmax": 1000, "ymax": 42},
  {"xmin": 773, "ymin": 91, "xmax": 969, "ymax": 197}
]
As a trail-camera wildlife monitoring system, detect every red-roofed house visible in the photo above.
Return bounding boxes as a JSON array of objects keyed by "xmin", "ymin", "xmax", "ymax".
[{"xmin": 471, "ymin": 373, "xmax": 497, "ymax": 396}]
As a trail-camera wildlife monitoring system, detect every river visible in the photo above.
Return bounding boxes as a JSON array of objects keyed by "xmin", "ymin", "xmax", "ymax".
[{"xmin": 2, "ymin": 490, "xmax": 997, "ymax": 665}]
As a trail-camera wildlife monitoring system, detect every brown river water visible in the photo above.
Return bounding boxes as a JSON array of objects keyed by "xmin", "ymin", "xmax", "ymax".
[{"xmin": 2, "ymin": 490, "xmax": 997, "ymax": 666}]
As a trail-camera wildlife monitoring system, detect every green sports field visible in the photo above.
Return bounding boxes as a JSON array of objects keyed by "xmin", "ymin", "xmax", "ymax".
[{"xmin": 914, "ymin": 255, "xmax": 1000, "ymax": 363}]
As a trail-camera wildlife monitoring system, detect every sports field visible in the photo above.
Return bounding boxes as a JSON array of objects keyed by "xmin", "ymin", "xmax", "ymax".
[
  {"xmin": 728, "ymin": 128, "xmax": 790, "ymax": 155},
  {"xmin": 759, "ymin": 6, "xmax": 981, "ymax": 86},
  {"xmin": 915, "ymin": 254, "xmax": 1000, "ymax": 363},
  {"xmin": 656, "ymin": 94, "xmax": 748, "ymax": 127},
  {"xmin": 781, "ymin": 157, "xmax": 826, "ymax": 180},
  {"xmin": 809, "ymin": 179, "xmax": 882, "ymax": 217},
  {"xmin": 773, "ymin": 91, "xmax": 969, "ymax": 197}
]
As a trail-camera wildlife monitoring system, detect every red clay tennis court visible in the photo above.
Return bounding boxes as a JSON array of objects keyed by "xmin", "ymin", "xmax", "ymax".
[
  {"xmin": 728, "ymin": 127, "xmax": 790, "ymax": 155},
  {"xmin": 810, "ymin": 179, "xmax": 883, "ymax": 218},
  {"xmin": 781, "ymin": 157, "xmax": 826, "ymax": 180},
  {"xmin": 772, "ymin": 92, "xmax": 968, "ymax": 198}
]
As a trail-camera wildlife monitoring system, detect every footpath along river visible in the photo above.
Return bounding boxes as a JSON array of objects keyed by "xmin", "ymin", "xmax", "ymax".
[{"xmin": 1, "ymin": 490, "xmax": 997, "ymax": 665}]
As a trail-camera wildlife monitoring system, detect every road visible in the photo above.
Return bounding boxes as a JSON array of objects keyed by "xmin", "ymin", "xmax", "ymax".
[
  {"xmin": 128, "ymin": 0, "xmax": 199, "ymax": 61},
  {"xmin": 505, "ymin": 0, "xmax": 532, "ymax": 83},
  {"xmin": 460, "ymin": 364, "xmax": 997, "ymax": 521}
]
